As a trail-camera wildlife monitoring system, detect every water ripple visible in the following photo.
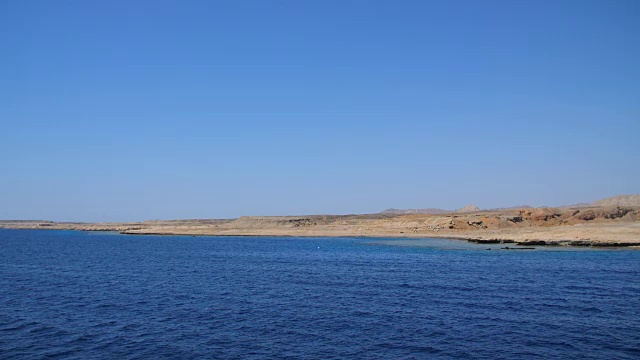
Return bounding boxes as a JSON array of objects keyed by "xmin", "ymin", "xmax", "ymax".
[{"xmin": 1, "ymin": 230, "xmax": 639, "ymax": 359}]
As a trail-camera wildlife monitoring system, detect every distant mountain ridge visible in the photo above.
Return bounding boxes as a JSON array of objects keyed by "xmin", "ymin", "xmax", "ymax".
[
  {"xmin": 380, "ymin": 194, "xmax": 640, "ymax": 215},
  {"xmin": 487, "ymin": 205, "xmax": 533, "ymax": 211},
  {"xmin": 381, "ymin": 204, "xmax": 482, "ymax": 215},
  {"xmin": 380, "ymin": 208, "xmax": 448, "ymax": 215}
]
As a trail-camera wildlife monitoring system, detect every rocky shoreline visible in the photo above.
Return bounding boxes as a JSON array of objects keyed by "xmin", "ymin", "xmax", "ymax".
[
  {"xmin": 2, "ymin": 205, "xmax": 639, "ymax": 248},
  {"xmin": 464, "ymin": 238, "xmax": 640, "ymax": 248}
]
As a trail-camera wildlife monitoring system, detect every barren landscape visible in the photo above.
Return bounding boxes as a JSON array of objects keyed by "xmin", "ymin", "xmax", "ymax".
[{"xmin": 2, "ymin": 195, "xmax": 639, "ymax": 247}]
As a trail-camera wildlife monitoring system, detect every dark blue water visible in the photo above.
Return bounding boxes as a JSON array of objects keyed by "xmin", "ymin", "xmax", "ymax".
[{"xmin": 1, "ymin": 230, "xmax": 639, "ymax": 359}]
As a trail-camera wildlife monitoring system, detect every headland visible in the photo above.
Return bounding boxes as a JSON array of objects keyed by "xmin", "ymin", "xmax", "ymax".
[{"xmin": 2, "ymin": 195, "xmax": 639, "ymax": 247}]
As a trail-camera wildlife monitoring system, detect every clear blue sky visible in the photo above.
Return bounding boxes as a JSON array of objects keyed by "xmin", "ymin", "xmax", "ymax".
[{"xmin": 1, "ymin": 0, "xmax": 639, "ymax": 221}]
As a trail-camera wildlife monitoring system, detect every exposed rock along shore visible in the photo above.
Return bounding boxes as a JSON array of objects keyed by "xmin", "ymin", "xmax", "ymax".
[{"xmin": 1, "ymin": 203, "xmax": 639, "ymax": 247}]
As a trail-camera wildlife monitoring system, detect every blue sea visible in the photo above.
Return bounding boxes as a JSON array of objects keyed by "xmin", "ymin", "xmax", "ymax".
[{"xmin": 1, "ymin": 229, "xmax": 639, "ymax": 359}]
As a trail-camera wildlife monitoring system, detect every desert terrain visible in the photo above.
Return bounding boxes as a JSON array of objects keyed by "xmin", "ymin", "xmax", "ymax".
[{"xmin": 2, "ymin": 195, "xmax": 639, "ymax": 247}]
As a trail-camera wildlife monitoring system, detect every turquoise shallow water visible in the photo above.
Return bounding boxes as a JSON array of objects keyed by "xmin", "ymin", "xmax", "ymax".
[{"xmin": 1, "ymin": 229, "xmax": 639, "ymax": 359}]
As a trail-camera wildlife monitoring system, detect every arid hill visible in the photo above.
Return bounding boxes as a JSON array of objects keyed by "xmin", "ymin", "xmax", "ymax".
[
  {"xmin": 590, "ymin": 194, "xmax": 640, "ymax": 207},
  {"xmin": 456, "ymin": 204, "xmax": 481, "ymax": 213},
  {"xmin": 2, "ymin": 199, "xmax": 639, "ymax": 247}
]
